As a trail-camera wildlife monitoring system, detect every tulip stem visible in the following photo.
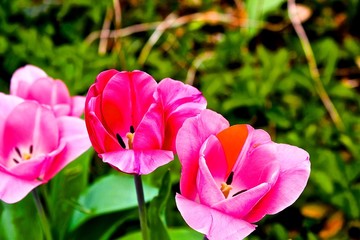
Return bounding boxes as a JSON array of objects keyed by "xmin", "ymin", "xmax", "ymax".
[
  {"xmin": 32, "ymin": 189, "xmax": 53, "ymax": 240},
  {"xmin": 134, "ymin": 174, "xmax": 150, "ymax": 240}
]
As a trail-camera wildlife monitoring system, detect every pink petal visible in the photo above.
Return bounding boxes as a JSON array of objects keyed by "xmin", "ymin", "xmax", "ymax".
[
  {"xmin": 232, "ymin": 144, "xmax": 280, "ymax": 191},
  {"xmin": 0, "ymin": 94, "xmax": 23, "ymax": 153},
  {"xmin": 244, "ymin": 144, "xmax": 310, "ymax": 223},
  {"xmin": 10, "ymin": 65, "xmax": 47, "ymax": 97},
  {"xmin": 200, "ymin": 135, "xmax": 227, "ymax": 182},
  {"xmin": 175, "ymin": 194, "xmax": 256, "ymax": 240},
  {"xmin": 85, "ymin": 111, "xmax": 121, "ymax": 153},
  {"xmin": 71, "ymin": 96, "xmax": 86, "ymax": 117},
  {"xmin": 212, "ymin": 183, "xmax": 271, "ymax": 219},
  {"xmin": 133, "ymin": 103, "xmax": 165, "ymax": 150},
  {"xmin": 94, "ymin": 69, "xmax": 119, "ymax": 93},
  {"xmin": 27, "ymin": 78, "xmax": 71, "ymax": 106},
  {"xmin": 101, "ymin": 71, "xmax": 157, "ymax": 137},
  {"xmin": 2, "ymin": 101, "xmax": 59, "ymax": 160},
  {"xmin": 176, "ymin": 109, "xmax": 229, "ymax": 199},
  {"xmin": 197, "ymin": 155, "xmax": 225, "ymax": 206},
  {"xmin": 100, "ymin": 149, "xmax": 173, "ymax": 175},
  {"xmin": 156, "ymin": 78, "xmax": 207, "ymax": 151},
  {"xmin": 0, "ymin": 169, "xmax": 43, "ymax": 204},
  {"xmin": 44, "ymin": 116, "xmax": 91, "ymax": 180}
]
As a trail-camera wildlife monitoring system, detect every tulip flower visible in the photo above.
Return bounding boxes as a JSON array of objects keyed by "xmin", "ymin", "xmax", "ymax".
[
  {"xmin": 0, "ymin": 93, "xmax": 91, "ymax": 204},
  {"xmin": 175, "ymin": 110, "xmax": 310, "ymax": 239},
  {"xmin": 10, "ymin": 64, "xmax": 85, "ymax": 117},
  {"xmin": 85, "ymin": 70, "xmax": 206, "ymax": 175}
]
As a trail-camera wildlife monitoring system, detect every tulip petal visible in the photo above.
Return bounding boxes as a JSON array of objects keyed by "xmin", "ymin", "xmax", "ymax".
[
  {"xmin": 71, "ymin": 96, "xmax": 86, "ymax": 117},
  {"xmin": 26, "ymin": 78, "xmax": 71, "ymax": 106},
  {"xmin": 0, "ymin": 169, "xmax": 43, "ymax": 204},
  {"xmin": 156, "ymin": 78, "xmax": 207, "ymax": 151},
  {"xmin": 232, "ymin": 144, "xmax": 280, "ymax": 191},
  {"xmin": 244, "ymin": 144, "xmax": 310, "ymax": 223},
  {"xmin": 10, "ymin": 65, "xmax": 47, "ymax": 97},
  {"xmin": 2, "ymin": 102, "xmax": 59, "ymax": 160},
  {"xmin": 85, "ymin": 111, "xmax": 121, "ymax": 153},
  {"xmin": 212, "ymin": 182, "xmax": 271, "ymax": 219},
  {"xmin": 176, "ymin": 109, "xmax": 229, "ymax": 199},
  {"xmin": 0, "ymin": 94, "xmax": 23, "ymax": 156},
  {"xmin": 176, "ymin": 194, "xmax": 256, "ymax": 240},
  {"xmin": 197, "ymin": 155, "xmax": 225, "ymax": 206},
  {"xmin": 100, "ymin": 149, "xmax": 173, "ymax": 175},
  {"xmin": 200, "ymin": 135, "xmax": 227, "ymax": 182},
  {"xmin": 133, "ymin": 103, "xmax": 165, "ymax": 150},
  {"xmin": 101, "ymin": 71, "xmax": 157, "ymax": 137},
  {"xmin": 44, "ymin": 116, "xmax": 91, "ymax": 180}
]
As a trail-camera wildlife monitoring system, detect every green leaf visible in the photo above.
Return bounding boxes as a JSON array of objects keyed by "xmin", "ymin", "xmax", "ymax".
[
  {"xmin": 69, "ymin": 173, "xmax": 158, "ymax": 230},
  {"xmin": 0, "ymin": 195, "xmax": 43, "ymax": 240},
  {"xmin": 48, "ymin": 149, "xmax": 93, "ymax": 239},
  {"xmin": 148, "ymin": 171, "xmax": 172, "ymax": 240},
  {"xmin": 120, "ymin": 228, "xmax": 203, "ymax": 240}
]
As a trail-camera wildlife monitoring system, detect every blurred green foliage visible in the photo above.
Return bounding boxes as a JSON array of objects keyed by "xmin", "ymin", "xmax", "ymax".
[{"xmin": 1, "ymin": 0, "xmax": 360, "ymax": 239}]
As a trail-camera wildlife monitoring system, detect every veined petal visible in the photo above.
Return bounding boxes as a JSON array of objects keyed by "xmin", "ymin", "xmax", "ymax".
[
  {"xmin": 244, "ymin": 144, "xmax": 310, "ymax": 223},
  {"xmin": 175, "ymin": 194, "xmax": 256, "ymax": 240},
  {"xmin": 10, "ymin": 65, "xmax": 47, "ymax": 97},
  {"xmin": 100, "ymin": 149, "xmax": 173, "ymax": 175},
  {"xmin": 156, "ymin": 78, "xmax": 207, "ymax": 151},
  {"xmin": 176, "ymin": 109, "xmax": 229, "ymax": 199},
  {"xmin": 133, "ymin": 102, "xmax": 165, "ymax": 150},
  {"xmin": 101, "ymin": 71, "xmax": 156, "ymax": 136},
  {"xmin": 2, "ymin": 101, "xmax": 59, "ymax": 159},
  {"xmin": 232, "ymin": 144, "xmax": 280, "ymax": 191}
]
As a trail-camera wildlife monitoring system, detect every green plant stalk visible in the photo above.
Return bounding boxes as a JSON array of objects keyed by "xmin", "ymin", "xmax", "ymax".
[
  {"xmin": 134, "ymin": 174, "xmax": 150, "ymax": 240},
  {"xmin": 288, "ymin": 0, "xmax": 345, "ymax": 131},
  {"xmin": 32, "ymin": 189, "xmax": 53, "ymax": 240}
]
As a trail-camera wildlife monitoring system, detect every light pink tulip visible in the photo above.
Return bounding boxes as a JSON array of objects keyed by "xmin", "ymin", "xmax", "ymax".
[
  {"xmin": 175, "ymin": 109, "xmax": 310, "ymax": 239},
  {"xmin": 85, "ymin": 70, "xmax": 206, "ymax": 175},
  {"xmin": 10, "ymin": 65, "xmax": 85, "ymax": 117},
  {"xmin": 0, "ymin": 93, "xmax": 91, "ymax": 204}
]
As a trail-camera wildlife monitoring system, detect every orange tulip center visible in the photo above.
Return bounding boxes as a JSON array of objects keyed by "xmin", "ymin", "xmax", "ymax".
[{"xmin": 216, "ymin": 124, "xmax": 248, "ymax": 198}]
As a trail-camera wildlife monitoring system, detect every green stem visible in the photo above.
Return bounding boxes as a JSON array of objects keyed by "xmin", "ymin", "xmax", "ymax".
[
  {"xmin": 134, "ymin": 174, "xmax": 150, "ymax": 240},
  {"xmin": 32, "ymin": 189, "xmax": 53, "ymax": 240}
]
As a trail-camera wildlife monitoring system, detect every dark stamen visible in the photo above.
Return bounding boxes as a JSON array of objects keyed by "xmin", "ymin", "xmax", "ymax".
[
  {"xmin": 15, "ymin": 147, "xmax": 22, "ymax": 158},
  {"xmin": 130, "ymin": 125, "xmax": 135, "ymax": 134},
  {"xmin": 232, "ymin": 189, "xmax": 247, "ymax": 197},
  {"xmin": 226, "ymin": 171, "xmax": 234, "ymax": 185},
  {"xmin": 116, "ymin": 133, "xmax": 126, "ymax": 149},
  {"xmin": 29, "ymin": 145, "xmax": 33, "ymax": 154},
  {"xmin": 13, "ymin": 158, "xmax": 20, "ymax": 164}
]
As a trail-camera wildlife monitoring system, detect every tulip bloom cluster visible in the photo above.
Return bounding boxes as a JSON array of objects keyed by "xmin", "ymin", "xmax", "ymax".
[
  {"xmin": 0, "ymin": 65, "xmax": 90, "ymax": 204},
  {"xmin": 84, "ymin": 69, "xmax": 310, "ymax": 239}
]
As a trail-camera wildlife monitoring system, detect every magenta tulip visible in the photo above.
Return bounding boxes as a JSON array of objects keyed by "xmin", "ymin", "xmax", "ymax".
[
  {"xmin": 85, "ymin": 70, "xmax": 206, "ymax": 175},
  {"xmin": 0, "ymin": 93, "xmax": 91, "ymax": 204},
  {"xmin": 10, "ymin": 65, "xmax": 85, "ymax": 117},
  {"xmin": 175, "ymin": 110, "xmax": 310, "ymax": 239}
]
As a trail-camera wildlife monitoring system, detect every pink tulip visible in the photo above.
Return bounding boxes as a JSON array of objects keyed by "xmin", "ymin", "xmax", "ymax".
[
  {"xmin": 85, "ymin": 70, "xmax": 206, "ymax": 175},
  {"xmin": 10, "ymin": 65, "xmax": 85, "ymax": 117},
  {"xmin": 0, "ymin": 93, "xmax": 91, "ymax": 204},
  {"xmin": 175, "ymin": 110, "xmax": 310, "ymax": 239}
]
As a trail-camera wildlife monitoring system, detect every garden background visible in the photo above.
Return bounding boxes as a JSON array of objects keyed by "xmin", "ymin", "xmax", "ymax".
[{"xmin": 0, "ymin": 0, "xmax": 359, "ymax": 239}]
